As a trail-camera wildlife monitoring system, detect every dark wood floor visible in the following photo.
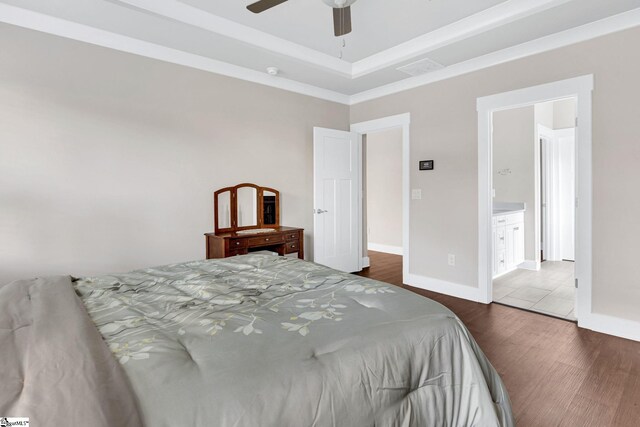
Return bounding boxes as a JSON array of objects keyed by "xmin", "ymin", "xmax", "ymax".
[{"xmin": 356, "ymin": 251, "xmax": 640, "ymax": 427}]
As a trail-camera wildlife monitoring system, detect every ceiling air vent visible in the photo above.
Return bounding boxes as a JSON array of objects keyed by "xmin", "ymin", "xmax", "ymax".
[{"xmin": 396, "ymin": 57, "xmax": 444, "ymax": 76}]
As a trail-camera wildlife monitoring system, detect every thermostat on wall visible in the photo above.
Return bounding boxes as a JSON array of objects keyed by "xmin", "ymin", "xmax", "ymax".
[{"xmin": 419, "ymin": 160, "xmax": 434, "ymax": 170}]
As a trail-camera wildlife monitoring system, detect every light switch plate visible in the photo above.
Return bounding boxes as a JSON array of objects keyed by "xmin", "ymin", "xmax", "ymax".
[{"xmin": 411, "ymin": 189, "xmax": 422, "ymax": 200}]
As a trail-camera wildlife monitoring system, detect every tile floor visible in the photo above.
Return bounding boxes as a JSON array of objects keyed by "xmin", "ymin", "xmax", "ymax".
[{"xmin": 493, "ymin": 261, "xmax": 576, "ymax": 321}]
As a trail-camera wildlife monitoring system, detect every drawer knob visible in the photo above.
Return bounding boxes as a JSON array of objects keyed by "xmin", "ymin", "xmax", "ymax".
[
  {"xmin": 236, "ymin": 242, "xmax": 240, "ymax": 245},
  {"xmin": 291, "ymin": 245, "xmax": 296, "ymax": 248},
  {"xmin": 265, "ymin": 238, "xmax": 270, "ymax": 241}
]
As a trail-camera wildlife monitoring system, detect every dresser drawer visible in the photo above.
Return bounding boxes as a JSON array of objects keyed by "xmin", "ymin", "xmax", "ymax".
[
  {"xmin": 248, "ymin": 234, "xmax": 285, "ymax": 247},
  {"xmin": 229, "ymin": 238, "xmax": 248, "ymax": 249},
  {"xmin": 285, "ymin": 241, "xmax": 301, "ymax": 253},
  {"xmin": 506, "ymin": 212, "xmax": 524, "ymax": 225},
  {"xmin": 285, "ymin": 231, "xmax": 300, "ymax": 242},
  {"xmin": 495, "ymin": 216, "xmax": 508, "ymax": 226},
  {"xmin": 227, "ymin": 248, "xmax": 248, "ymax": 257}
]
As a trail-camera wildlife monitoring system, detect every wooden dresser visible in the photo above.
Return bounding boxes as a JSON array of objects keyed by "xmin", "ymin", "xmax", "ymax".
[
  {"xmin": 205, "ymin": 226, "xmax": 304, "ymax": 259},
  {"xmin": 206, "ymin": 183, "xmax": 303, "ymax": 260}
]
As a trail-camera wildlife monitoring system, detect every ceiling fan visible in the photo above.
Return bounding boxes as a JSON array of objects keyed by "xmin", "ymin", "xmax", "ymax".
[{"xmin": 246, "ymin": 0, "xmax": 357, "ymax": 37}]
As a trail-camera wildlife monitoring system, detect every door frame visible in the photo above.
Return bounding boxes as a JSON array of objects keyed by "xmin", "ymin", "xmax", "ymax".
[
  {"xmin": 537, "ymin": 124, "xmax": 557, "ymax": 267},
  {"xmin": 539, "ymin": 124, "xmax": 561, "ymax": 263},
  {"xmin": 351, "ymin": 113, "xmax": 410, "ymax": 283},
  {"xmin": 477, "ymin": 75, "xmax": 593, "ymax": 325}
]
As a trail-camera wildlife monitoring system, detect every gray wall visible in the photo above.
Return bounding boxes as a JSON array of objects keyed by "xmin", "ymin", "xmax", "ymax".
[
  {"xmin": 2, "ymin": 21, "xmax": 640, "ymax": 325},
  {"xmin": 0, "ymin": 24, "xmax": 349, "ymax": 284},
  {"xmin": 351, "ymin": 26, "xmax": 640, "ymax": 323},
  {"xmin": 365, "ymin": 128, "xmax": 403, "ymax": 249},
  {"xmin": 553, "ymin": 98, "xmax": 577, "ymax": 129}
]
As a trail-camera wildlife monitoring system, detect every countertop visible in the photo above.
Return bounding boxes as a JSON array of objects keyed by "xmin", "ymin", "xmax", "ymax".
[
  {"xmin": 493, "ymin": 202, "xmax": 526, "ymax": 216},
  {"xmin": 493, "ymin": 208, "xmax": 525, "ymax": 216}
]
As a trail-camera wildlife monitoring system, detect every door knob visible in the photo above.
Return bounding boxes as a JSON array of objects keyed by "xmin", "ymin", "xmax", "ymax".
[{"xmin": 315, "ymin": 209, "xmax": 328, "ymax": 214}]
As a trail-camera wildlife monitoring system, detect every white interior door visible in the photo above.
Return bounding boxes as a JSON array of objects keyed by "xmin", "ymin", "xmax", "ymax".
[
  {"xmin": 558, "ymin": 129, "xmax": 576, "ymax": 261},
  {"xmin": 542, "ymin": 135, "xmax": 563, "ymax": 261},
  {"xmin": 313, "ymin": 127, "xmax": 360, "ymax": 273},
  {"xmin": 540, "ymin": 136, "xmax": 548, "ymax": 261}
]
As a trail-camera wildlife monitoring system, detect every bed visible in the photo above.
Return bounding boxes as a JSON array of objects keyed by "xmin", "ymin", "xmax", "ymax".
[{"xmin": 0, "ymin": 253, "xmax": 513, "ymax": 426}]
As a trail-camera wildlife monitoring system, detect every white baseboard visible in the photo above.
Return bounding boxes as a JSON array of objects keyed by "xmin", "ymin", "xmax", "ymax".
[
  {"xmin": 579, "ymin": 312, "xmax": 640, "ymax": 342},
  {"xmin": 361, "ymin": 257, "xmax": 370, "ymax": 268},
  {"xmin": 492, "ymin": 268, "xmax": 514, "ymax": 280},
  {"xmin": 367, "ymin": 243, "xmax": 403, "ymax": 255},
  {"xmin": 518, "ymin": 259, "xmax": 541, "ymax": 271},
  {"xmin": 405, "ymin": 273, "xmax": 640, "ymax": 343},
  {"xmin": 406, "ymin": 273, "xmax": 481, "ymax": 302}
]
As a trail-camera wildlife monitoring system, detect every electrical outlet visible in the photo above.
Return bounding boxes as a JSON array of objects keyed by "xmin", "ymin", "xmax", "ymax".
[
  {"xmin": 411, "ymin": 189, "xmax": 422, "ymax": 200},
  {"xmin": 448, "ymin": 254, "xmax": 456, "ymax": 266}
]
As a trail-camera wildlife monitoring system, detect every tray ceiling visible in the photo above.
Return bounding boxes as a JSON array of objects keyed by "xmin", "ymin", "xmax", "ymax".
[{"xmin": 1, "ymin": 0, "xmax": 639, "ymax": 104}]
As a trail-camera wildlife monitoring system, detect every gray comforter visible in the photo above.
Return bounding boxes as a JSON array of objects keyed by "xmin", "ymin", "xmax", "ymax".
[
  {"xmin": 0, "ymin": 276, "xmax": 142, "ymax": 426},
  {"xmin": 71, "ymin": 253, "xmax": 514, "ymax": 426}
]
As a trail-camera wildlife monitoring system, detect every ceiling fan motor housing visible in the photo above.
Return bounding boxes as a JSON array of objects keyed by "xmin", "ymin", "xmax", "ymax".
[{"xmin": 321, "ymin": 0, "xmax": 357, "ymax": 8}]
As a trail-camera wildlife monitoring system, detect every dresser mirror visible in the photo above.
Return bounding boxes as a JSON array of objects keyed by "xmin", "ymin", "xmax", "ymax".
[
  {"xmin": 262, "ymin": 189, "xmax": 279, "ymax": 226},
  {"xmin": 236, "ymin": 185, "xmax": 258, "ymax": 228},
  {"xmin": 215, "ymin": 190, "xmax": 232, "ymax": 231},
  {"xmin": 214, "ymin": 183, "xmax": 280, "ymax": 233}
]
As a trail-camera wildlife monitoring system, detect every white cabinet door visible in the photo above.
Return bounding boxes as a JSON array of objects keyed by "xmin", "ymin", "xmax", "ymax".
[
  {"xmin": 505, "ymin": 225, "xmax": 515, "ymax": 270},
  {"xmin": 495, "ymin": 225, "xmax": 507, "ymax": 275},
  {"xmin": 513, "ymin": 223, "xmax": 525, "ymax": 266},
  {"xmin": 492, "ymin": 226, "xmax": 497, "ymax": 276},
  {"xmin": 495, "ymin": 249, "xmax": 506, "ymax": 275},
  {"xmin": 505, "ymin": 222, "xmax": 525, "ymax": 270},
  {"xmin": 493, "ymin": 213, "xmax": 525, "ymax": 278}
]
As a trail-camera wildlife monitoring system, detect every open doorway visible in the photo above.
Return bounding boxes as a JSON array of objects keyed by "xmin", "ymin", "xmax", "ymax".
[
  {"xmin": 312, "ymin": 114, "xmax": 409, "ymax": 275},
  {"xmin": 351, "ymin": 113, "xmax": 410, "ymax": 283},
  {"xmin": 491, "ymin": 98, "xmax": 577, "ymax": 321},
  {"xmin": 362, "ymin": 128, "xmax": 403, "ymax": 272},
  {"xmin": 478, "ymin": 76, "xmax": 593, "ymax": 326}
]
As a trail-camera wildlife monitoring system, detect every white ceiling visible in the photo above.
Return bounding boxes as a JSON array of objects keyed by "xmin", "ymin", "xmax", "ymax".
[
  {"xmin": 1, "ymin": 0, "xmax": 640, "ymax": 104},
  {"xmin": 181, "ymin": 0, "xmax": 508, "ymax": 62}
]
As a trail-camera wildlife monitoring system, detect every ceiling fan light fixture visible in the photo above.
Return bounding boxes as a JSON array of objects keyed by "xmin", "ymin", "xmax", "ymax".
[
  {"xmin": 247, "ymin": 0, "xmax": 358, "ymax": 37},
  {"xmin": 266, "ymin": 66, "xmax": 279, "ymax": 76},
  {"xmin": 321, "ymin": 0, "xmax": 357, "ymax": 8}
]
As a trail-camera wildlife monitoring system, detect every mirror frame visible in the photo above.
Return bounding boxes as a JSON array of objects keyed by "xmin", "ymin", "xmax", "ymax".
[{"xmin": 214, "ymin": 183, "xmax": 280, "ymax": 233}]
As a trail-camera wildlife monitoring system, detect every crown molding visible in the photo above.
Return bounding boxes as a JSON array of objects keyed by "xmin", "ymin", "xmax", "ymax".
[
  {"xmin": 349, "ymin": 8, "xmax": 640, "ymax": 105},
  {"xmin": 1, "ymin": 3, "xmax": 639, "ymax": 106},
  {"xmin": 351, "ymin": 0, "xmax": 573, "ymax": 78},
  {"xmin": 0, "ymin": 3, "xmax": 350, "ymax": 105},
  {"xmin": 118, "ymin": 0, "xmax": 574, "ymax": 80},
  {"xmin": 116, "ymin": 0, "xmax": 352, "ymax": 77}
]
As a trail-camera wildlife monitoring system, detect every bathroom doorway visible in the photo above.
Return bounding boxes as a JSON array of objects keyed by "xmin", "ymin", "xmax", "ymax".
[
  {"xmin": 477, "ymin": 76, "xmax": 594, "ymax": 325},
  {"xmin": 490, "ymin": 98, "xmax": 577, "ymax": 320}
]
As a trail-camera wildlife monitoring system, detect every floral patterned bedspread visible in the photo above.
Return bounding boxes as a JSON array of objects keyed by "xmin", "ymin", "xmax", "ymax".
[{"xmin": 74, "ymin": 253, "xmax": 513, "ymax": 427}]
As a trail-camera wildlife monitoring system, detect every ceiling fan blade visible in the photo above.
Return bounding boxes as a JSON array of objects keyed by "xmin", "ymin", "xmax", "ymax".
[
  {"xmin": 333, "ymin": 6, "xmax": 352, "ymax": 37},
  {"xmin": 246, "ymin": 0, "xmax": 288, "ymax": 14}
]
